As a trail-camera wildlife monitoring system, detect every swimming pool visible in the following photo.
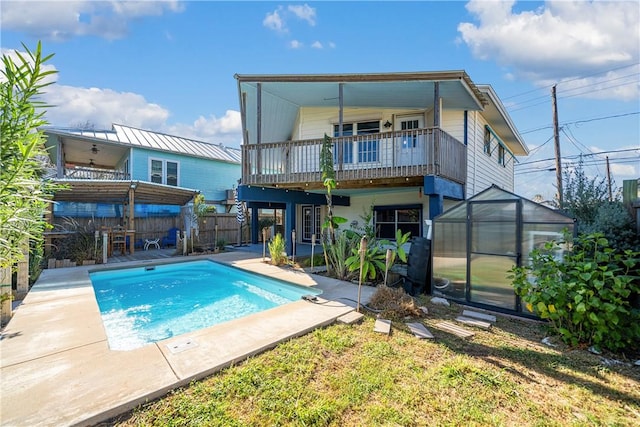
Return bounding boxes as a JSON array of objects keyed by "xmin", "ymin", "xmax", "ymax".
[{"xmin": 90, "ymin": 259, "xmax": 321, "ymax": 350}]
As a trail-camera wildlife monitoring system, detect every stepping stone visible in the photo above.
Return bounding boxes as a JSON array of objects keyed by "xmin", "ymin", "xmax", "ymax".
[
  {"xmin": 462, "ymin": 309, "xmax": 497, "ymax": 323},
  {"xmin": 455, "ymin": 316, "xmax": 492, "ymax": 329},
  {"xmin": 435, "ymin": 321, "xmax": 475, "ymax": 338},
  {"xmin": 374, "ymin": 318, "xmax": 392, "ymax": 335},
  {"xmin": 337, "ymin": 311, "xmax": 364, "ymax": 325},
  {"xmin": 406, "ymin": 322, "xmax": 434, "ymax": 339}
]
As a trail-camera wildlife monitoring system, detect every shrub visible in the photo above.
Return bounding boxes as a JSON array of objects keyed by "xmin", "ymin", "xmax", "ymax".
[
  {"xmin": 267, "ymin": 233, "xmax": 287, "ymax": 266},
  {"xmin": 323, "ymin": 231, "xmax": 357, "ymax": 281},
  {"xmin": 581, "ymin": 201, "xmax": 639, "ymax": 251},
  {"xmin": 510, "ymin": 232, "xmax": 640, "ymax": 353}
]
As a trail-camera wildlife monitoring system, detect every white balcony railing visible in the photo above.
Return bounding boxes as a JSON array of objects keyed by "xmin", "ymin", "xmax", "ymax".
[{"xmin": 242, "ymin": 127, "xmax": 466, "ymax": 186}]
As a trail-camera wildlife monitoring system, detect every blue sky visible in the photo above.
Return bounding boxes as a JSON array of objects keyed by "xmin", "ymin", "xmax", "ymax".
[{"xmin": 2, "ymin": 0, "xmax": 638, "ymax": 201}]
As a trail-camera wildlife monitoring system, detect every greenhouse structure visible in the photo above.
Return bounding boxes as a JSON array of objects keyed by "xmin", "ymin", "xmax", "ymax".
[{"xmin": 431, "ymin": 185, "xmax": 575, "ymax": 316}]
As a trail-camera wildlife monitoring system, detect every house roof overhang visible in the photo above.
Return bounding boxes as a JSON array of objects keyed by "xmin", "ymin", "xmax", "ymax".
[
  {"xmin": 235, "ymin": 71, "xmax": 487, "ymax": 113},
  {"xmin": 234, "ymin": 71, "xmax": 527, "ymax": 155},
  {"xmin": 51, "ymin": 179, "xmax": 199, "ymax": 206}
]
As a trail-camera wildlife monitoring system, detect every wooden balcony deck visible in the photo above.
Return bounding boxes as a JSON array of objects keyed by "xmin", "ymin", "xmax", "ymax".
[{"xmin": 242, "ymin": 127, "xmax": 466, "ymax": 189}]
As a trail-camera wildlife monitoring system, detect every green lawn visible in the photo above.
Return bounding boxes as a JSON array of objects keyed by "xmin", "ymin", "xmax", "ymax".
[{"xmin": 107, "ymin": 300, "xmax": 640, "ymax": 427}]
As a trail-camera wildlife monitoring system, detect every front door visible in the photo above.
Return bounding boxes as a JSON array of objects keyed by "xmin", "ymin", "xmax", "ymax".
[
  {"xmin": 302, "ymin": 205, "xmax": 321, "ymax": 242},
  {"xmin": 395, "ymin": 115, "xmax": 425, "ymax": 166},
  {"xmin": 468, "ymin": 200, "xmax": 521, "ymax": 311}
]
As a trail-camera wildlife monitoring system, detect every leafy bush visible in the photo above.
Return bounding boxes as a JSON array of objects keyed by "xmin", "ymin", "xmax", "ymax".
[
  {"xmin": 510, "ymin": 232, "xmax": 640, "ymax": 353},
  {"xmin": 580, "ymin": 201, "xmax": 639, "ymax": 251},
  {"xmin": 345, "ymin": 237, "xmax": 387, "ymax": 282},
  {"xmin": 267, "ymin": 233, "xmax": 288, "ymax": 266},
  {"xmin": 344, "ymin": 229, "xmax": 411, "ymax": 283},
  {"xmin": 323, "ymin": 231, "xmax": 357, "ymax": 281}
]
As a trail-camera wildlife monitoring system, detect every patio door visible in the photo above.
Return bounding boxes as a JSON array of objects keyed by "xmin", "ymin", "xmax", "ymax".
[
  {"xmin": 302, "ymin": 205, "xmax": 321, "ymax": 242},
  {"xmin": 467, "ymin": 200, "xmax": 521, "ymax": 311},
  {"xmin": 395, "ymin": 115, "xmax": 425, "ymax": 166}
]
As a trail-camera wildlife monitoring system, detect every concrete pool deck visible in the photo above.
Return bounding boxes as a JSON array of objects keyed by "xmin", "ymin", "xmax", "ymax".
[{"xmin": 0, "ymin": 252, "xmax": 376, "ymax": 426}]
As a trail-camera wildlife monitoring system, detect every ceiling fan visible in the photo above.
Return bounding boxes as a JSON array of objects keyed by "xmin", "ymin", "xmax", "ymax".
[{"xmin": 91, "ymin": 144, "xmax": 99, "ymax": 154}]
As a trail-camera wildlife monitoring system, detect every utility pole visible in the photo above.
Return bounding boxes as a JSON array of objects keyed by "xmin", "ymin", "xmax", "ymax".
[
  {"xmin": 552, "ymin": 85, "xmax": 563, "ymax": 208},
  {"xmin": 606, "ymin": 156, "xmax": 613, "ymax": 201}
]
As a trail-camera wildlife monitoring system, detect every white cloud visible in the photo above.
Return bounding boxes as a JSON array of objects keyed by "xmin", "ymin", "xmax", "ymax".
[
  {"xmin": 3, "ymin": 45, "xmax": 242, "ymax": 147},
  {"xmin": 263, "ymin": 8, "xmax": 286, "ymax": 33},
  {"xmin": 290, "ymin": 40, "xmax": 303, "ymax": 49},
  {"xmin": 0, "ymin": 0, "xmax": 184, "ymax": 41},
  {"xmin": 43, "ymin": 84, "xmax": 170, "ymax": 130},
  {"xmin": 311, "ymin": 41, "xmax": 323, "ymax": 49},
  {"xmin": 264, "ymin": 4, "xmax": 317, "ymax": 34},
  {"xmin": 167, "ymin": 110, "xmax": 242, "ymax": 147},
  {"xmin": 288, "ymin": 4, "xmax": 316, "ymax": 26},
  {"xmin": 458, "ymin": 0, "xmax": 640, "ymax": 100}
]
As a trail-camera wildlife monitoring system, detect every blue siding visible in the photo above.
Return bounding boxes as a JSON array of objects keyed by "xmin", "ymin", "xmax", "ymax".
[{"xmin": 131, "ymin": 148, "xmax": 241, "ymax": 202}]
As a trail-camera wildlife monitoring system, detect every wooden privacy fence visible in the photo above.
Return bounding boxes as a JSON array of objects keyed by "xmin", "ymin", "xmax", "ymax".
[{"xmin": 50, "ymin": 213, "xmax": 250, "ymax": 248}]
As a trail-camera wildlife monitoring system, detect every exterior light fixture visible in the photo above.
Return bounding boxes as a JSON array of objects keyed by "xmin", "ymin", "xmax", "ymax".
[{"xmin": 383, "ymin": 120, "xmax": 392, "ymax": 128}]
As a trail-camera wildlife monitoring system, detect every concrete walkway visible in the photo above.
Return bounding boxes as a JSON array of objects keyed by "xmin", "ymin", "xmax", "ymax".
[{"xmin": 0, "ymin": 251, "xmax": 375, "ymax": 427}]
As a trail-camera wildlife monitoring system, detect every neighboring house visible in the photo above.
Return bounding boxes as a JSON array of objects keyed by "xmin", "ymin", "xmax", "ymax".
[
  {"xmin": 234, "ymin": 71, "xmax": 529, "ymax": 253},
  {"xmin": 43, "ymin": 124, "xmax": 241, "ymax": 226}
]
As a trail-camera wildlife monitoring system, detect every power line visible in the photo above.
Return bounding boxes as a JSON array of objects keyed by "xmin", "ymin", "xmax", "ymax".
[
  {"xmin": 515, "ymin": 157, "xmax": 639, "ymax": 175},
  {"xmin": 502, "ymin": 62, "xmax": 639, "ymax": 101},
  {"xmin": 504, "ymin": 63, "xmax": 640, "ymax": 112},
  {"xmin": 515, "ymin": 148, "xmax": 640, "ymax": 166},
  {"xmin": 519, "ymin": 111, "xmax": 639, "ymax": 135}
]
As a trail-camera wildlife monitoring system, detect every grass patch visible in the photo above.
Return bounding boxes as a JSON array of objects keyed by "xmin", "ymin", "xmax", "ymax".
[{"xmin": 105, "ymin": 301, "xmax": 640, "ymax": 427}]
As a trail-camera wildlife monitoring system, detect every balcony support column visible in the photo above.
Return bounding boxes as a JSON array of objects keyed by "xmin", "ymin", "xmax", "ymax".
[
  {"xmin": 250, "ymin": 206, "xmax": 260, "ymax": 244},
  {"xmin": 56, "ymin": 137, "xmax": 64, "ymax": 178},
  {"xmin": 424, "ymin": 175, "xmax": 464, "ymax": 219},
  {"xmin": 284, "ymin": 201, "xmax": 296, "ymax": 255}
]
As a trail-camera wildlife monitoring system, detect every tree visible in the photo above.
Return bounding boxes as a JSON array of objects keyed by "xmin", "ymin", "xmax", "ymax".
[
  {"xmin": 0, "ymin": 42, "xmax": 58, "ymax": 269},
  {"xmin": 556, "ymin": 157, "xmax": 609, "ymax": 226},
  {"xmin": 557, "ymin": 158, "xmax": 638, "ymax": 250}
]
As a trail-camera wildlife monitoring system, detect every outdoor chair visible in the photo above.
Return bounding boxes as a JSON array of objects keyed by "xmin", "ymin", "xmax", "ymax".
[
  {"xmin": 111, "ymin": 226, "xmax": 127, "ymax": 256},
  {"xmin": 162, "ymin": 227, "xmax": 180, "ymax": 248}
]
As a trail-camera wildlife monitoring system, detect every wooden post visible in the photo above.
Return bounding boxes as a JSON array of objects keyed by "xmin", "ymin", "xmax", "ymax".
[
  {"xmin": 1, "ymin": 266, "xmax": 12, "ymax": 326},
  {"xmin": 16, "ymin": 238, "xmax": 29, "ymax": 296},
  {"xmin": 552, "ymin": 85, "xmax": 563, "ymax": 208}
]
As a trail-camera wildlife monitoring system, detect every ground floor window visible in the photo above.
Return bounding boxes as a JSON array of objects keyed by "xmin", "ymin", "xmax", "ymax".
[{"xmin": 374, "ymin": 205, "xmax": 422, "ymax": 239}]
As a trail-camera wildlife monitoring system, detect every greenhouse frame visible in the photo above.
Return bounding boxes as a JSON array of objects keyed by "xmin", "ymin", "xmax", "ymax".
[{"xmin": 431, "ymin": 185, "xmax": 575, "ymax": 315}]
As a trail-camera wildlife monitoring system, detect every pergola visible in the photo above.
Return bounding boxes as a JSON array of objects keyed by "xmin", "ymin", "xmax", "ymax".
[{"xmin": 50, "ymin": 179, "xmax": 200, "ymax": 230}]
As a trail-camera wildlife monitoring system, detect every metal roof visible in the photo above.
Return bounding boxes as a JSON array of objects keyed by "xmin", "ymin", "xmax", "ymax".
[{"xmin": 44, "ymin": 124, "xmax": 241, "ymax": 164}]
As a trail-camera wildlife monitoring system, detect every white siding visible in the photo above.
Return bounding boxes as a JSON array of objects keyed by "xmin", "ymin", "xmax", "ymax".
[
  {"xmin": 465, "ymin": 111, "xmax": 514, "ymax": 197},
  {"xmin": 332, "ymin": 189, "xmax": 429, "ymax": 233}
]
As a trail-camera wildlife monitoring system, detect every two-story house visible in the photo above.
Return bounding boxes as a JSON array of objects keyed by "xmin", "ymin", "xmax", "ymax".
[
  {"xmin": 43, "ymin": 124, "xmax": 241, "ymax": 242},
  {"xmin": 234, "ymin": 71, "xmax": 528, "ymax": 253}
]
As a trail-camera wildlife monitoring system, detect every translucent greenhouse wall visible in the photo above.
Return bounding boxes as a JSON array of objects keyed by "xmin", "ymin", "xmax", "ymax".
[{"xmin": 431, "ymin": 186, "xmax": 575, "ymax": 315}]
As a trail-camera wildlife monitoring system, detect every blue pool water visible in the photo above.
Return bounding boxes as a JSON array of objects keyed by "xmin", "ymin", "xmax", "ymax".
[{"xmin": 90, "ymin": 260, "xmax": 321, "ymax": 351}]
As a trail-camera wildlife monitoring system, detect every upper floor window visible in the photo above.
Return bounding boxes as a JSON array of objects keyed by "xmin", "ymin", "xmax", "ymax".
[
  {"xmin": 333, "ymin": 121, "xmax": 380, "ymax": 164},
  {"xmin": 498, "ymin": 145, "xmax": 506, "ymax": 167},
  {"xmin": 483, "ymin": 126, "xmax": 491, "ymax": 155},
  {"xmin": 150, "ymin": 158, "xmax": 179, "ymax": 186}
]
